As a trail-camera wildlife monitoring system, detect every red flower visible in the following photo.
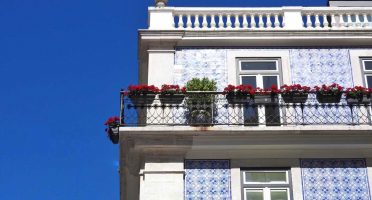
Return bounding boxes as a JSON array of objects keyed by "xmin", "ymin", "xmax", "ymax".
[
  {"xmin": 104, "ymin": 116, "xmax": 120, "ymax": 126},
  {"xmin": 280, "ymin": 84, "xmax": 310, "ymax": 94},
  {"xmin": 126, "ymin": 84, "xmax": 159, "ymax": 95},
  {"xmin": 160, "ymin": 84, "xmax": 185, "ymax": 94},
  {"xmin": 314, "ymin": 83, "xmax": 343, "ymax": 95}
]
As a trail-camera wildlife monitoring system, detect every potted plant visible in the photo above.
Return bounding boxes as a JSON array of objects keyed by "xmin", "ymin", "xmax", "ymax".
[
  {"xmin": 314, "ymin": 83, "xmax": 343, "ymax": 103},
  {"xmin": 224, "ymin": 84, "xmax": 255, "ymax": 104},
  {"xmin": 253, "ymin": 84, "xmax": 280, "ymax": 104},
  {"xmin": 280, "ymin": 84, "xmax": 310, "ymax": 103},
  {"xmin": 158, "ymin": 84, "xmax": 186, "ymax": 104},
  {"xmin": 155, "ymin": 0, "xmax": 168, "ymax": 7},
  {"xmin": 127, "ymin": 84, "xmax": 159, "ymax": 105},
  {"xmin": 104, "ymin": 116, "xmax": 120, "ymax": 144},
  {"xmin": 185, "ymin": 78, "xmax": 217, "ymax": 125},
  {"xmin": 345, "ymin": 86, "xmax": 372, "ymax": 104}
]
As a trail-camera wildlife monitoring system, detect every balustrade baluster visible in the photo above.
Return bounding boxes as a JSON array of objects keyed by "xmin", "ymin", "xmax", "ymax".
[
  {"xmin": 234, "ymin": 14, "xmax": 240, "ymax": 28},
  {"xmin": 306, "ymin": 14, "xmax": 312, "ymax": 28},
  {"xmin": 218, "ymin": 14, "xmax": 224, "ymax": 28},
  {"xmin": 178, "ymin": 14, "xmax": 184, "ymax": 29},
  {"xmin": 242, "ymin": 14, "xmax": 248, "ymax": 28},
  {"xmin": 258, "ymin": 14, "xmax": 264, "ymax": 28},
  {"xmin": 226, "ymin": 14, "xmax": 232, "ymax": 28},
  {"xmin": 194, "ymin": 14, "xmax": 200, "ymax": 29},
  {"xmin": 347, "ymin": 14, "xmax": 353, "ymax": 27},
  {"xmin": 186, "ymin": 14, "xmax": 192, "ymax": 29},
  {"xmin": 202, "ymin": 14, "xmax": 208, "ymax": 29},
  {"xmin": 250, "ymin": 14, "xmax": 256, "ymax": 28},
  {"xmin": 210, "ymin": 14, "xmax": 216, "ymax": 28},
  {"xmin": 266, "ymin": 14, "xmax": 272, "ymax": 28},
  {"xmin": 323, "ymin": 14, "xmax": 329, "ymax": 28},
  {"xmin": 274, "ymin": 14, "xmax": 280, "ymax": 28},
  {"xmin": 355, "ymin": 13, "xmax": 361, "ymax": 27}
]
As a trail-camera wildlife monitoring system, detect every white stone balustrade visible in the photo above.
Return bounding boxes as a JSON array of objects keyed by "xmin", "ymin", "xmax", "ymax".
[{"xmin": 148, "ymin": 6, "xmax": 372, "ymax": 30}]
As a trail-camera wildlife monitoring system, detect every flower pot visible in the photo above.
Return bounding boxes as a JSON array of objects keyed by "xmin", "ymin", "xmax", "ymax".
[
  {"xmin": 189, "ymin": 110, "xmax": 212, "ymax": 126},
  {"xmin": 254, "ymin": 95, "xmax": 279, "ymax": 104},
  {"xmin": 108, "ymin": 126, "xmax": 119, "ymax": 144},
  {"xmin": 316, "ymin": 93, "xmax": 342, "ymax": 104},
  {"xmin": 282, "ymin": 93, "xmax": 309, "ymax": 104},
  {"xmin": 129, "ymin": 94, "xmax": 156, "ymax": 105},
  {"xmin": 159, "ymin": 94, "xmax": 185, "ymax": 105},
  {"xmin": 346, "ymin": 95, "xmax": 371, "ymax": 104},
  {"xmin": 226, "ymin": 94, "xmax": 252, "ymax": 104}
]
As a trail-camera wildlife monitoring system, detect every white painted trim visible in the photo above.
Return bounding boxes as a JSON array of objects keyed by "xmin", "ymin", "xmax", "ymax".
[
  {"xmin": 227, "ymin": 50, "xmax": 291, "ymax": 86},
  {"xmin": 290, "ymin": 160, "xmax": 303, "ymax": 200},
  {"xmin": 231, "ymin": 167, "xmax": 242, "ymax": 200},
  {"xmin": 349, "ymin": 50, "xmax": 372, "ymax": 86}
]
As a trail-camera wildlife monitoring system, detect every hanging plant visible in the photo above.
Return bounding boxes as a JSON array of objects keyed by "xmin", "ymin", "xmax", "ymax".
[{"xmin": 104, "ymin": 116, "xmax": 120, "ymax": 144}]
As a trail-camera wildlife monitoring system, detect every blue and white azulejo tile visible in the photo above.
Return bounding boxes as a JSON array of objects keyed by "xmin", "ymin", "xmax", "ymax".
[{"xmin": 185, "ymin": 160, "xmax": 231, "ymax": 200}]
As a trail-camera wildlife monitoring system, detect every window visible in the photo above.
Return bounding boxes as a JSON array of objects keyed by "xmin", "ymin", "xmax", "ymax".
[
  {"xmin": 362, "ymin": 59, "xmax": 372, "ymax": 87},
  {"xmin": 241, "ymin": 169, "xmax": 292, "ymax": 200},
  {"xmin": 238, "ymin": 59, "xmax": 282, "ymax": 126}
]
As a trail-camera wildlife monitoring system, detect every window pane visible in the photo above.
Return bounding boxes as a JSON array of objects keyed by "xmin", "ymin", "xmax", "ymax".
[
  {"xmin": 245, "ymin": 190, "xmax": 264, "ymax": 200},
  {"xmin": 270, "ymin": 189, "xmax": 288, "ymax": 200},
  {"xmin": 245, "ymin": 172, "xmax": 287, "ymax": 183},
  {"xmin": 245, "ymin": 172, "xmax": 266, "ymax": 182},
  {"xmin": 266, "ymin": 172, "xmax": 287, "ymax": 182},
  {"xmin": 364, "ymin": 60, "xmax": 372, "ymax": 70},
  {"xmin": 367, "ymin": 76, "xmax": 372, "ymax": 88},
  {"xmin": 241, "ymin": 61, "xmax": 277, "ymax": 71},
  {"xmin": 263, "ymin": 76, "xmax": 278, "ymax": 88},
  {"xmin": 242, "ymin": 76, "xmax": 257, "ymax": 88}
]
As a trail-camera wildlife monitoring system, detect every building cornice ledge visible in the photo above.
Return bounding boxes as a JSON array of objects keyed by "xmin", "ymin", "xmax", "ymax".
[
  {"xmin": 139, "ymin": 29, "xmax": 372, "ymax": 47},
  {"xmin": 120, "ymin": 125, "xmax": 372, "ymax": 136}
]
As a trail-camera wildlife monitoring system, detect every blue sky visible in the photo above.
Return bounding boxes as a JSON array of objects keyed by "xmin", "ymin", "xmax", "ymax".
[{"xmin": 0, "ymin": 0, "xmax": 326, "ymax": 199}]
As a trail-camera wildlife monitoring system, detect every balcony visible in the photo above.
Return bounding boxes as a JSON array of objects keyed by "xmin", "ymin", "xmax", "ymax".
[
  {"xmin": 120, "ymin": 92, "xmax": 372, "ymax": 127},
  {"xmin": 149, "ymin": 6, "xmax": 372, "ymax": 31}
]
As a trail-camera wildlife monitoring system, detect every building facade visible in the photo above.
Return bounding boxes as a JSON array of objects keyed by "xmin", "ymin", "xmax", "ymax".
[{"xmin": 117, "ymin": 1, "xmax": 372, "ymax": 199}]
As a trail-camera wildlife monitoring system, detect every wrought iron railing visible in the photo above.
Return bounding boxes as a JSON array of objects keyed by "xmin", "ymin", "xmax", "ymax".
[{"xmin": 120, "ymin": 92, "xmax": 372, "ymax": 126}]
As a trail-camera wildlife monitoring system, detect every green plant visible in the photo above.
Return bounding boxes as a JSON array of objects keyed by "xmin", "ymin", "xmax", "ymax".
[
  {"xmin": 185, "ymin": 78, "xmax": 217, "ymax": 104},
  {"xmin": 185, "ymin": 77, "xmax": 217, "ymax": 91},
  {"xmin": 185, "ymin": 78, "xmax": 217, "ymax": 125}
]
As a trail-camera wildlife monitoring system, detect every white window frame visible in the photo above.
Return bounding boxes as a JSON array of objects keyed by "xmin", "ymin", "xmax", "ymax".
[
  {"xmin": 243, "ymin": 170, "xmax": 289, "ymax": 185},
  {"xmin": 362, "ymin": 59, "xmax": 372, "ymax": 88},
  {"xmin": 241, "ymin": 169, "xmax": 292, "ymax": 200},
  {"xmin": 362, "ymin": 59, "xmax": 372, "ymax": 72},
  {"xmin": 226, "ymin": 50, "xmax": 291, "ymax": 87},
  {"xmin": 244, "ymin": 188, "xmax": 290, "ymax": 200},
  {"xmin": 239, "ymin": 60, "xmax": 280, "ymax": 73}
]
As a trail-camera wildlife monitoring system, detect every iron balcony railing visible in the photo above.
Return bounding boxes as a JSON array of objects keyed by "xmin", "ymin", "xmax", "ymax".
[{"xmin": 120, "ymin": 92, "xmax": 372, "ymax": 127}]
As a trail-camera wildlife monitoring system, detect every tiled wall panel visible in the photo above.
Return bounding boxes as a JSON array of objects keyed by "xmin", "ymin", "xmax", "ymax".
[
  {"xmin": 301, "ymin": 159, "xmax": 371, "ymax": 200},
  {"xmin": 185, "ymin": 160, "xmax": 231, "ymax": 200}
]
